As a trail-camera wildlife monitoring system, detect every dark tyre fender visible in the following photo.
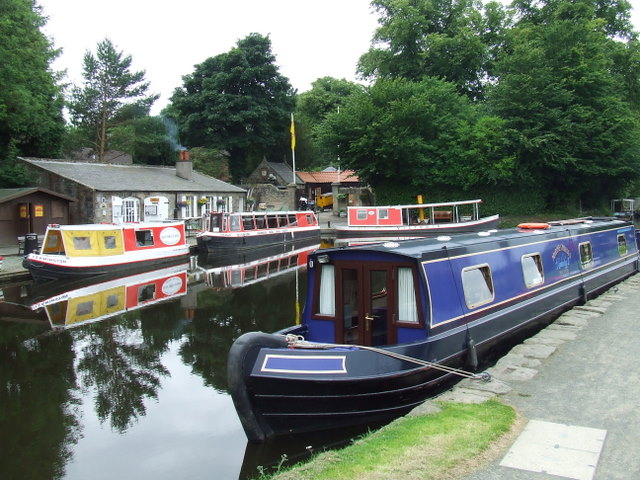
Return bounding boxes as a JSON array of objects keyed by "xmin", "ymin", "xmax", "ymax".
[{"xmin": 227, "ymin": 332, "xmax": 288, "ymax": 442}]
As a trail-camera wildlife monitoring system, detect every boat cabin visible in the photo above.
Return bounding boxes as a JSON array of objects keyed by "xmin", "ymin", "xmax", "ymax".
[
  {"xmin": 40, "ymin": 222, "xmax": 186, "ymax": 257},
  {"xmin": 201, "ymin": 211, "xmax": 318, "ymax": 234},
  {"xmin": 305, "ymin": 218, "xmax": 638, "ymax": 348},
  {"xmin": 347, "ymin": 199, "xmax": 483, "ymax": 227}
]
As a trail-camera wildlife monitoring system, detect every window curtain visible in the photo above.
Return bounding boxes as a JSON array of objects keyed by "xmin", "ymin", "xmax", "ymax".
[
  {"xmin": 318, "ymin": 265, "xmax": 335, "ymax": 315},
  {"xmin": 397, "ymin": 267, "xmax": 418, "ymax": 323}
]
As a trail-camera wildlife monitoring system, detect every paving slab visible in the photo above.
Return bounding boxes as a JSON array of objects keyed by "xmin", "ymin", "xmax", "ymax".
[{"xmin": 500, "ymin": 420, "xmax": 607, "ymax": 480}]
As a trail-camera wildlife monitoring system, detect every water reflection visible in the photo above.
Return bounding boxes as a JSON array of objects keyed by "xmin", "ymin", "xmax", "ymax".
[{"xmin": 0, "ymin": 241, "xmax": 322, "ymax": 480}]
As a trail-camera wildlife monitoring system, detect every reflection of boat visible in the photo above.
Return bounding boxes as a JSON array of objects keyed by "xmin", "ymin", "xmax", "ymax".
[
  {"xmin": 29, "ymin": 263, "xmax": 189, "ymax": 328},
  {"xmin": 335, "ymin": 199, "xmax": 499, "ymax": 239},
  {"xmin": 196, "ymin": 211, "xmax": 320, "ymax": 253},
  {"xmin": 228, "ymin": 217, "xmax": 638, "ymax": 441},
  {"xmin": 198, "ymin": 240, "xmax": 320, "ymax": 290},
  {"xmin": 23, "ymin": 221, "xmax": 190, "ymax": 281}
]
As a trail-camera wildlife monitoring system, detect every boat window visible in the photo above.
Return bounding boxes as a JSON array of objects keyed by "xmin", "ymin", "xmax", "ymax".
[
  {"xmin": 356, "ymin": 209, "xmax": 367, "ymax": 220},
  {"xmin": 278, "ymin": 215, "xmax": 288, "ymax": 226},
  {"xmin": 397, "ymin": 267, "xmax": 418, "ymax": 323},
  {"xmin": 256, "ymin": 216, "xmax": 266, "ymax": 229},
  {"xmin": 267, "ymin": 215, "xmax": 278, "ymax": 228},
  {"xmin": 579, "ymin": 242, "xmax": 593, "ymax": 269},
  {"xmin": 209, "ymin": 214, "xmax": 221, "ymax": 230},
  {"xmin": 73, "ymin": 236, "xmax": 92, "ymax": 250},
  {"xmin": 379, "ymin": 209, "xmax": 389, "ymax": 220},
  {"xmin": 229, "ymin": 215, "xmax": 242, "ymax": 232},
  {"xmin": 138, "ymin": 284, "xmax": 156, "ymax": 302},
  {"xmin": 617, "ymin": 235, "xmax": 627, "ymax": 256},
  {"xmin": 243, "ymin": 216, "xmax": 255, "ymax": 230},
  {"xmin": 461, "ymin": 264, "xmax": 494, "ymax": 309},
  {"xmin": 43, "ymin": 230, "xmax": 64, "ymax": 254},
  {"xmin": 305, "ymin": 214, "xmax": 314, "ymax": 225},
  {"xmin": 342, "ymin": 268, "xmax": 359, "ymax": 343},
  {"xmin": 521, "ymin": 253, "xmax": 544, "ymax": 288},
  {"xmin": 135, "ymin": 230, "xmax": 154, "ymax": 247},
  {"xmin": 104, "ymin": 235, "xmax": 118, "ymax": 250},
  {"xmin": 106, "ymin": 294, "xmax": 119, "ymax": 309},
  {"xmin": 76, "ymin": 300, "xmax": 94, "ymax": 316},
  {"xmin": 288, "ymin": 214, "xmax": 297, "ymax": 225},
  {"xmin": 317, "ymin": 264, "xmax": 335, "ymax": 315}
]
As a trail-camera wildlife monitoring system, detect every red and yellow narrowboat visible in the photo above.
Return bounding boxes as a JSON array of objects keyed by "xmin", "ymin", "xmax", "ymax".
[{"xmin": 23, "ymin": 221, "xmax": 190, "ymax": 281}]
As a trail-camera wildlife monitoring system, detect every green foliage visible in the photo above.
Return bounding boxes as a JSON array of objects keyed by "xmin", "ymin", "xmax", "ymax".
[
  {"xmin": 168, "ymin": 33, "xmax": 295, "ymax": 182},
  {"xmin": 68, "ymin": 38, "xmax": 158, "ymax": 162},
  {"xmin": 0, "ymin": 0, "xmax": 65, "ymax": 186},
  {"xmin": 489, "ymin": 0, "xmax": 640, "ymax": 208},
  {"xmin": 188, "ymin": 146, "xmax": 230, "ymax": 181},
  {"xmin": 295, "ymin": 77, "xmax": 364, "ymax": 168},
  {"xmin": 358, "ymin": 0, "xmax": 511, "ymax": 99},
  {"xmin": 317, "ymin": 77, "xmax": 515, "ymax": 195}
]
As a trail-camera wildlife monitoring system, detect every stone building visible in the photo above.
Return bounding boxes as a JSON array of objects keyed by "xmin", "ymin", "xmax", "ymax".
[{"xmin": 19, "ymin": 155, "xmax": 246, "ymax": 226}]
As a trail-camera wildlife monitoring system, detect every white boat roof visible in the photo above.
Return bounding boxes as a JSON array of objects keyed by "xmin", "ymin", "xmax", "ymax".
[
  {"xmin": 47, "ymin": 221, "xmax": 184, "ymax": 231},
  {"xmin": 348, "ymin": 199, "xmax": 483, "ymax": 209}
]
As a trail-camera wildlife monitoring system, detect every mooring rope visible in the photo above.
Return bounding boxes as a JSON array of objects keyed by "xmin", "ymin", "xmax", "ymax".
[{"xmin": 284, "ymin": 334, "xmax": 491, "ymax": 382}]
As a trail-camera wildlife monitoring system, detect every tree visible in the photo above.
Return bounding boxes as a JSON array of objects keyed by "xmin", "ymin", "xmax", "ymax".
[
  {"xmin": 0, "ymin": 0, "xmax": 65, "ymax": 186},
  {"xmin": 295, "ymin": 77, "xmax": 364, "ymax": 168},
  {"xmin": 489, "ymin": 0, "xmax": 640, "ymax": 207},
  {"xmin": 357, "ymin": 0, "xmax": 510, "ymax": 100},
  {"xmin": 68, "ymin": 38, "xmax": 158, "ymax": 162},
  {"xmin": 168, "ymin": 33, "xmax": 295, "ymax": 182},
  {"xmin": 316, "ymin": 77, "xmax": 514, "ymax": 199}
]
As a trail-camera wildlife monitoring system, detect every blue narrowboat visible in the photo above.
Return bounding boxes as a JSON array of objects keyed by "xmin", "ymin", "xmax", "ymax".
[{"xmin": 228, "ymin": 218, "xmax": 638, "ymax": 442}]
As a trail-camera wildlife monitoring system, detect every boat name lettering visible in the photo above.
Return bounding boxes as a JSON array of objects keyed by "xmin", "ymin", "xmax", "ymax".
[
  {"xmin": 159, "ymin": 227, "xmax": 182, "ymax": 245},
  {"xmin": 551, "ymin": 243, "xmax": 571, "ymax": 273}
]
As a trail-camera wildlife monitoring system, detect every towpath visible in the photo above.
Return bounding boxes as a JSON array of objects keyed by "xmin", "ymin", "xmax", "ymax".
[{"xmin": 433, "ymin": 274, "xmax": 640, "ymax": 480}]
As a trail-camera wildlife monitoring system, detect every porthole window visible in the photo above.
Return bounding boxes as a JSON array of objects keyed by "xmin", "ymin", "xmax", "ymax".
[
  {"xmin": 521, "ymin": 253, "xmax": 544, "ymax": 288},
  {"xmin": 461, "ymin": 264, "xmax": 494, "ymax": 309}
]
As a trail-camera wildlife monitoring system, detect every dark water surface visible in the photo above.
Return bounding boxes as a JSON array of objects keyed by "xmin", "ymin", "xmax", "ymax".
[{"xmin": 0, "ymin": 250, "xmax": 349, "ymax": 480}]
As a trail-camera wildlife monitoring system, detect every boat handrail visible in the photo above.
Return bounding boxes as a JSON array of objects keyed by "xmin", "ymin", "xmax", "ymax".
[{"xmin": 347, "ymin": 199, "xmax": 484, "ymax": 210}]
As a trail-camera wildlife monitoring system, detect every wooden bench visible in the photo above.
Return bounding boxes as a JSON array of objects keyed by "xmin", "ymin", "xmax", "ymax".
[{"xmin": 432, "ymin": 210, "xmax": 453, "ymax": 222}]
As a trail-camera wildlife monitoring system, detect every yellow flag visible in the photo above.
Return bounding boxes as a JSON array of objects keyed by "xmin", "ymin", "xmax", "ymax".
[{"xmin": 290, "ymin": 113, "xmax": 296, "ymax": 151}]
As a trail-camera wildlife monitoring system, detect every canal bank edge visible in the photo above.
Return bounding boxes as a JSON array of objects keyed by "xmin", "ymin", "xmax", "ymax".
[{"xmin": 267, "ymin": 273, "xmax": 640, "ymax": 480}]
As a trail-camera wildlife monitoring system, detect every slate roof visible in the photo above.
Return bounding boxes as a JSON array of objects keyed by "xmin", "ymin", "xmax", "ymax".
[
  {"xmin": 296, "ymin": 170, "xmax": 360, "ymax": 184},
  {"xmin": 0, "ymin": 187, "xmax": 76, "ymax": 203},
  {"xmin": 20, "ymin": 158, "xmax": 245, "ymax": 193},
  {"xmin": 266, "ymin": 161, "xmax": 303, "ymax": 184}
]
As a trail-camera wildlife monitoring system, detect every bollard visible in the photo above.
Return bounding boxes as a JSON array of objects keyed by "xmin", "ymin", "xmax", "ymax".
[{"xmin": 327, "ymin": 221, "xmax": 331, "ymax": 228}]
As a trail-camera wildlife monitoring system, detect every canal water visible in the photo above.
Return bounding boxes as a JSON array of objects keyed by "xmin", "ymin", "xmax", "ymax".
[{"xmin": 0, "ymin": 245, "xmax": 362, "ymax": 480}]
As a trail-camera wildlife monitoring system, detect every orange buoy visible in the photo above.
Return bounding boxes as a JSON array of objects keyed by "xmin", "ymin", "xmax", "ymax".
[{"xmin": 518, "ymin": 222, "xmax": 550, "ymax": 230}]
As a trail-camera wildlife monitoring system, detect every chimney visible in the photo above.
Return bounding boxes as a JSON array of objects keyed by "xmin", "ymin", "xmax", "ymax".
[{"xmin": 176, "ymin": 149, "xmax": 192, "ymax": 180}]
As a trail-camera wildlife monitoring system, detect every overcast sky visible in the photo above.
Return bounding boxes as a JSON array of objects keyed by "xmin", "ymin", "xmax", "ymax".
[
  {"xmin": 41, "ymin": 0, "xmax": 379, "ymax": 115},
  {"xmin": 41, "ymin": 0, "xmax": 639, "ymax": 116}
]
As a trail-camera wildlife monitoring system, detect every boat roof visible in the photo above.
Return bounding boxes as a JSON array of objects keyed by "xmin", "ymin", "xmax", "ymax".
[
  {"xmin": 348, "ymin": 199, "xmax": 484, "ymax": 210},
  {"xmin": 322, "ymin": 217, "xmax": 632, "ymax": 261},
  {"xmin": 46, "ymin": 221, "xmax": 184, "ymax": 231}
]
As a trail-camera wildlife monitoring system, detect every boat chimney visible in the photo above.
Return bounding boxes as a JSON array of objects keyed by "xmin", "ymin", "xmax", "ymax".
[{"xmin": 176, "ymin": 149, "xmax": 192, "ymax": 180}]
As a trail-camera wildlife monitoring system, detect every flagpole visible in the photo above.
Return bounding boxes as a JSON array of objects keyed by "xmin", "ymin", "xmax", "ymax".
[{"xmin": 290, "ymin": 113, "xmax": 296, "ymax": 184}]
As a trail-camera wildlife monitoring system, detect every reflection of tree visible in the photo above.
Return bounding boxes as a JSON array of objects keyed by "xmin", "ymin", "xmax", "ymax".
[
  {"xmin": 180, "ymin": 270, "xmax": 307, "ymax": 392},
  {"xmin": 76, "ymin": 315, "xmax": 170, "ymax": 433},
  {"xmin": 0, "ymin": 323, "xmax": 80, "ymax": 480}
]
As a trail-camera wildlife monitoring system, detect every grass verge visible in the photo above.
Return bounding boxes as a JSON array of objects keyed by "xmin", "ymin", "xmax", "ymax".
[{"xmin": 260, "ymin": 400, "xmax": 518, "ymax": 480}]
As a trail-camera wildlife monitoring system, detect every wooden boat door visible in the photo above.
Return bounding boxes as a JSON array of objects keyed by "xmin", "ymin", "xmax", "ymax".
[{"xmin": 338, "ymin": 263, "xmax": 394, "ymax": 346}]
